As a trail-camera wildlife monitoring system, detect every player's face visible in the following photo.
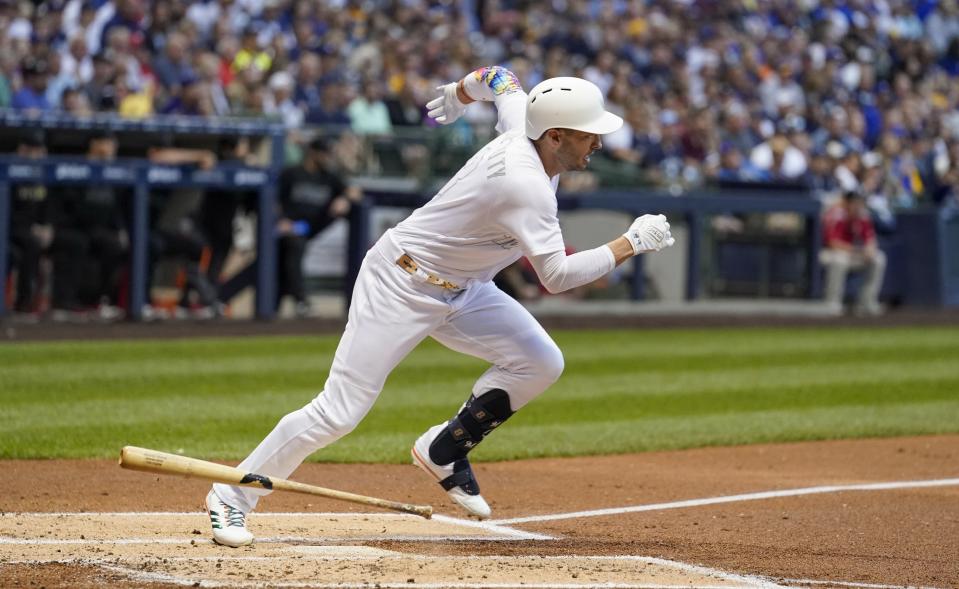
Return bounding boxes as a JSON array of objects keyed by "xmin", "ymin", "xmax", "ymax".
[{"xmin": 556, "ymin": 129, "xmax": 602, "ymax": 171}]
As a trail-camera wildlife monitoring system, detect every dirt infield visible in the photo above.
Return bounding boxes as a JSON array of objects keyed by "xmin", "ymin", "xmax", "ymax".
[{"xmin": 2, "ymin": 435, "xmax": 957, "ymax": 588}]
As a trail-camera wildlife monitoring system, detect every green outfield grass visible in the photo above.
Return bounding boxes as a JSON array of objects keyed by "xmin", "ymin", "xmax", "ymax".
[{"xmin": 2, "ymin": 326, "xmax": 958, "ymax": 462}]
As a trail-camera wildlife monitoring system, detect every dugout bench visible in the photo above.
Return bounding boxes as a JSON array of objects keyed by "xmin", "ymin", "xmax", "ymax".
[{"xmin": 0, "ymin": 111, "xmax": 286, "ymax": 320}]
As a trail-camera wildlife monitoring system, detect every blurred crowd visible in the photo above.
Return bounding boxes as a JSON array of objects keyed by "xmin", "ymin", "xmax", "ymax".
[
  {"xmin": 4, "ymin": 0, "xmax": 959, "ymax": 320},
  {"xmin": 2, "ymin": 0, "xmax": 959, "ymax": 214}
]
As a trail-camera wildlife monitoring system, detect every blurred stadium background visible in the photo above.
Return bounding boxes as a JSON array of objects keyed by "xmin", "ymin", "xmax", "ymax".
[
  {"xmin": 4, "ymin": 6, "xmax": 959, "ymax": 586},
  {"xmin": 1, "ymin": 0, "xmax": 959, "ymax": 323}
]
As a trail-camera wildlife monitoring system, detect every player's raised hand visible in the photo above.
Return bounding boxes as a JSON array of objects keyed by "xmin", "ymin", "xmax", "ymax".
[
  {"xmin": 426, "ymin": 82, "xmax": 468, "ymax": 125},
  {"xmin": 624, "ymin": 214, "xmax": 675, "ymax": 254}
]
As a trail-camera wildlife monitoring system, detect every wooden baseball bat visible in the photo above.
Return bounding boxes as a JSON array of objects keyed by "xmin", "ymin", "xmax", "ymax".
[{"xmin": 119, "ymin": 445, "xmax": 432, "ymax": 519}]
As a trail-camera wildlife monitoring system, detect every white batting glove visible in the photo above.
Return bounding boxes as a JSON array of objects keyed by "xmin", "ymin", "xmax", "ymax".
[
  {"xmin": 624, "ymin": 214, "xmax": 675, "ymax": 254},
  {"xmin": 426, "ymin": 82, "xmax": 467, "ymax": 125}
]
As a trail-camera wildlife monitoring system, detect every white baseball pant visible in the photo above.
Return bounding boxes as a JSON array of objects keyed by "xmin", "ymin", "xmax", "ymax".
[
  {"xmin": 214, "ymin": 238, "xmax": 564, "ymax": 513},
  {"xmin": 820, "ymin": 248, "xmax": 887, "ymax": 310}
]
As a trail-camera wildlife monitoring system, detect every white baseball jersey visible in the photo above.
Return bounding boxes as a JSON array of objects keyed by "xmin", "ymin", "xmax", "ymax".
[{"xmin": 388, "ymin": 86, "xmax": 565, "ymax": 285}]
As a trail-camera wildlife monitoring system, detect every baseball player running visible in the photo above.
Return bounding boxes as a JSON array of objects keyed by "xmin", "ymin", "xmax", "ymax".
[{"xmin": 205, "ymin": 65, "xmax": 675, "ymax": 547}]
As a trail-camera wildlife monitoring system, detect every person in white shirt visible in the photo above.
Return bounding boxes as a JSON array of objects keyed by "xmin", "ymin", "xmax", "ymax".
[
  {"xmin": 59, "ymin": 35, "xmax": 94, "ymax": 87},
  {"xmin": 264, "ymin": 71, "xmax": 304, "ymax": 129},
  {"xmin": 204, "ymin": 65, "xmax": 675, "ymax": 547}
]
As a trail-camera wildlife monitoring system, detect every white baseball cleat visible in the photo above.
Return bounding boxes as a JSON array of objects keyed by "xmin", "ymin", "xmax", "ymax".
[
  {"xmin": 205, "ymin": 490, "xmax": 253, "ymax": 547},
  {"xmin": 411, "ymin": 424, "xmax": 492, "ymax": 519}
]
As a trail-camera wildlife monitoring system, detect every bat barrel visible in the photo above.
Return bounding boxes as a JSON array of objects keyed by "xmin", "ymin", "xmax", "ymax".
[{"xmin": 120, "ymin": 446, "xmax": 254, "ymax": 485}]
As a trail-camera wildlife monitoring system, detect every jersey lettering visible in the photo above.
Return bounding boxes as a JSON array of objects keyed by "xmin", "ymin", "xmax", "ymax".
[
  {"xmin": 486, "ymin": 147, "xmax": 507, "ymax": 179},
  {"xmin": 473, "ymin": 235, "xmax": 518, "ymax": 249}
]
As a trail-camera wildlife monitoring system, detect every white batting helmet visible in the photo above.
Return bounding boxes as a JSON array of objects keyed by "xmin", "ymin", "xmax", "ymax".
[{"xmin": 525, "ymin": 77, "xmax": 623, "ymax": 140}]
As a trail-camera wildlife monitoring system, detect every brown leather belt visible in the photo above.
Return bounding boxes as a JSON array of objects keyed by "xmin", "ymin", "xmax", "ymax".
[{"xmin": 396, "ymin": 254, "xmax": 461, "ymax": 290}]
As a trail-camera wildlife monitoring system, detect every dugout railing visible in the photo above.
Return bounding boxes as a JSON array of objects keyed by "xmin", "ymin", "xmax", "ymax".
[
  {"xmin": 345, "ymin": 189, "xmax": 825, "ymax": 308},
  {"xmin": 346, "ymin": 191, "xmax": 959, "ymax": 309}
]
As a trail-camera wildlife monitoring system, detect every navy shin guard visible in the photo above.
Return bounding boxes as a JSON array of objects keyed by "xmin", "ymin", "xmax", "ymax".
[{"xmin": 428, "ymin": 389, "xmax": 514, "ymax": 466}]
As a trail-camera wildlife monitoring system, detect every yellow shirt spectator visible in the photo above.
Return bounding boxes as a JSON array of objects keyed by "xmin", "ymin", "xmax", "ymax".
[{"xmin": 233, "ymin": 49, "xmax": 272, "ymax": 73}]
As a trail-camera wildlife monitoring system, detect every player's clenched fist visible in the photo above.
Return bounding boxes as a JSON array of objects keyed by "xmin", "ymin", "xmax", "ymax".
[
  {"xmin": 426, "ymin": 83, "xmax": 468, "ymax": 125},
  {"xmin": 623, "ymin": 214, "xmax": 675, "ymax": 254}
]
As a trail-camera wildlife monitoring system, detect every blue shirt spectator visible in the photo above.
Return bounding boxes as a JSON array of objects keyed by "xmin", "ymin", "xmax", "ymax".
[
  {"xmin": 717, "ymin": 144, "xmax": 770, "ymax": 182},
  {"xmin": 98, "ymin": 0, "xmax": 145, "ymax": 53},
  {"xmin": 12, "ymin": 57, "xmax": 51, "ymax": 112},
  {"xmin": 152, "ymin": 32, "xmax": 195, "ymax": 95}
]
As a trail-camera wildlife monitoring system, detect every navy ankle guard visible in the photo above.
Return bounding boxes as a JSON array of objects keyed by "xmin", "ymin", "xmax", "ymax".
[{"xmin": 440, "ymin": 459, "xmax": 481, "ymax": 495}]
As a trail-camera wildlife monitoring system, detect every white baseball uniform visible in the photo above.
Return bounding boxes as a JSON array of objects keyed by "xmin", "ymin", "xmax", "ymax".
[{"xmin": 214, "ymin": 67, "xmax": 622, "ymax": 513}]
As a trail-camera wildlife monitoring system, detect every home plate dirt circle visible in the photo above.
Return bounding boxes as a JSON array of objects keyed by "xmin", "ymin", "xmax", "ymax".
[
  {"xmin": 1, "ymin": 512, "xmax": 766, "ymax": 587},
  {"xmin": 2, "ymin": 436, "xmax": 957, "ymax": 588}
]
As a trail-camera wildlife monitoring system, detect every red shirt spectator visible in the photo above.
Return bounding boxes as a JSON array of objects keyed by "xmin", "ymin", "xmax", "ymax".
[
  {"xmin": 819, "ymin": 191, "xmax": 886, "ymax": 315},
  {"xmin": 823, "ymin": 197, "xmax": 876, "ymax": 249}
]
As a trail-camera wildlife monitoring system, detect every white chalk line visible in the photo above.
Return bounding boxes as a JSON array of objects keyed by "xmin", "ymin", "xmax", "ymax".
[
  {"xmin": 8, "ymin": 557, "xmax": 942, "ymax": 589},
  {"xmin": 0, "ymin": 534, "xmax": 532, "ymax": 545},
  {"xmin": 2, "ymin": 511, "xmax": 414, "ymax": 518},
  {"xmin": 489, "ymin": 477, "xmax": 959, "ymax": 525},
  {"xmin": 613, "ymin": 556, "xmax": 789, "ymax": 589},
  {"xmin": 6, "ymin": 478, "xmax": 954, "ymax": 589},
  {"xmin": 780, "ymin": 579, "xmax": 943, "ymax": 589},
  {"xmin": 0, "ymin": 536, "xmax": 213, "ymax": 545},
  {"xmin": 0, "ymin": 554, "xmax": 784, "ymax": 565},
  {"xmin": 1, "ymin": 510, "xmax": 552, "ymax": 542},
  {"xmin": 432, "ymin": 513, "xmax": 554, "ymax": 540},
  {"xmin": 5, "ymin": 556, "xmax": 784, "ymax": 589}
]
